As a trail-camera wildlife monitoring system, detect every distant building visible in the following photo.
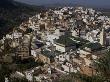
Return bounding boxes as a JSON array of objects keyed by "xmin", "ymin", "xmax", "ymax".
[
  {"xmin": 38, "ymin": 49, "xmax": 55, "ymax": 64},
  {"xmin": 11, "ymin": 71, "xmax": 25, "ymax": 79},
  {"xmin": 25, "ymin": 70, "xmax": 34, "ymax": 81},
  {"xmin": 55, "ymin": 53, "xmax": 70, "ymax": 63},
  {"xmin": 15, "ymin": 43, "xmax": 30, "ymax": 60},
  {"xmin": 61, "ymin": 61, "xmax": 74, "ymax": 73},
  {"xmin": 5, "ymin": 78, "xmax": 9, "ymax": 82},
  {"xmin": 31, "ymin": 50, "xmax": 37, "ymax": 57}
]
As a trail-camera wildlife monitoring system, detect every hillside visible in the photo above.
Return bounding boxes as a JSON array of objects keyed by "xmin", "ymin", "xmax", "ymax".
[{"xmin": 0, "ymin": 0, "xmax": 45, "ymax": 39}]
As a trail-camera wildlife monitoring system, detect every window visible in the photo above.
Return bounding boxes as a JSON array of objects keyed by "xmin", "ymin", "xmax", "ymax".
[
  {"xmin": 44, "ymin": 59, "xmax": 46, "ymax": 62},
  {"xmin": 60, "ymin": 56, "xmax": 62, "ymax": 58}
]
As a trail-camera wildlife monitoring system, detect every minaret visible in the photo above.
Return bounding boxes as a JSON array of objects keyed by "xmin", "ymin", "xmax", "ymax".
[{"xmin": 100, "ymin": 28, "xmax": 106, "ymax": 46}]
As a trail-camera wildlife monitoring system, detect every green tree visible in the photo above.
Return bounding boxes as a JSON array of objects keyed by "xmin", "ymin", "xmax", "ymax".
[{"xmin": 94, "ymin": 50, "xmax": 110, "ymax": 80}]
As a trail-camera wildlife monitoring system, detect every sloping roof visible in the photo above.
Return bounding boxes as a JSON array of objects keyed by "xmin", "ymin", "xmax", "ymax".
[
  {"xmin": 55, "ymin": 35, "xmax": 89, "ymax": 47},
  {"xmin": 55, "ymin": 35, "xmax": 76, "ymax": 47},
  {"xmin": 41, "ymin": 50, "xmax": 56, "ymax": 58},
  {"xmin": 82, "ymin": 42, "xmax": 102, "ymax": 51}
]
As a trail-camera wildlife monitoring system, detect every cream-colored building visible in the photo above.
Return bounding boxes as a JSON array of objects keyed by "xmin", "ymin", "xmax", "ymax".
[
  {"xmin": 38, "ymin": 54, "xmax": 51, "ymax": 64},
  {"xmin": 100, "ymin": 28, "xmax": 106, "ymax": 46}
]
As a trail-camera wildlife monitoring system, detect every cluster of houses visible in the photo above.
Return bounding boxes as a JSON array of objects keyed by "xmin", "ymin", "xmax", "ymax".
[{"xmin": 1, "ymin": 7, "xmax": 110, "ymax": 82}]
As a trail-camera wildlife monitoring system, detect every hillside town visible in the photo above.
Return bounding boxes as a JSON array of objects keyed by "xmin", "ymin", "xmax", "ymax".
[{"xmin": 1, "ymin": 6, "xmax": 110, "ymax": 82}]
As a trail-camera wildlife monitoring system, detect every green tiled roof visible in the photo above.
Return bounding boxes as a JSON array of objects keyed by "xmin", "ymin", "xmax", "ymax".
[
  {"xmin": 56, "ymin": 35, "xmax": 76, "ymax": 47},
  {"xmin": 82, "ymin": 42, "xmax": 102, "ymax": 51},
  {"xmin": 55, "ymin": 35, "xmax": 89, "ymax": 47},
  {"xmin": 41, "ymin": 50, "xmax": 55, "ymax": 58}
]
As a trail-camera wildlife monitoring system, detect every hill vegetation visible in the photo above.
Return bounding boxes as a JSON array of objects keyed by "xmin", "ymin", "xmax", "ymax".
[{"xmin": 0, "ymin": 0, "xmax": 45, "ymax": 39}]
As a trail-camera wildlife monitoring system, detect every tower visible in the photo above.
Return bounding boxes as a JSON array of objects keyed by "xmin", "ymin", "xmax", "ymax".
[{"xmin": 100, "ymin": 28, "xmax": 106, "ymax": 46}]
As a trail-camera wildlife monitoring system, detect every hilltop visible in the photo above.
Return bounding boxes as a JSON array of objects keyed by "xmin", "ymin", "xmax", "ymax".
[{"xmin": 0, "ymin": 0, "xmax": 45, "ymax": 39}]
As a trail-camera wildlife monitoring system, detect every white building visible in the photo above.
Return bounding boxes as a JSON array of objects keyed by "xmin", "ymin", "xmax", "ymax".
[
  {"xmin": 54, "ymin": 43, "xmax": 66, "ymax": 52},
  {"xmin": 100, "ymin": 28, "xmax": 106, "ymax": 46},
  {"xmin": 86, "ymin": 30, "xmax": 99, "ymax": 42},
  {"xmin": 71, "ymin": 30, "xmax": 79, "ymax": 37},
  {"xmin": 62, "ymin": 62, "xmax": 74, "ymax": 73},
  {"xmin": 6, "ymin": 34, "xmax": 13, "ymax": 39},
  {"xmin": 31, "ymin": 50, "xmax": 37, "ymax": 57},
  {"xmin": 84, "ymin": 58, "xmax": 92, "ymax": 66},
  {"xmin": 25, "ymin": 70, "xmax": 34, "ymax": 81},
  {"xmin": 55, "ymin": 53, "xmax": 70, "ymax": 63},
  {"xmin": 11, "ymin": 71, "xmax": 25, "ymax": 79},
  {"xmin": 46, "ymin": 34, "xmax": 59, "ymax": 44},
  {"xmin": 12, "ymin": 31, "xmax": 22, "ymax": 39},
  {"xmin": 5, "ymin": 78, "xmax": 9, "ymax": 82}
]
